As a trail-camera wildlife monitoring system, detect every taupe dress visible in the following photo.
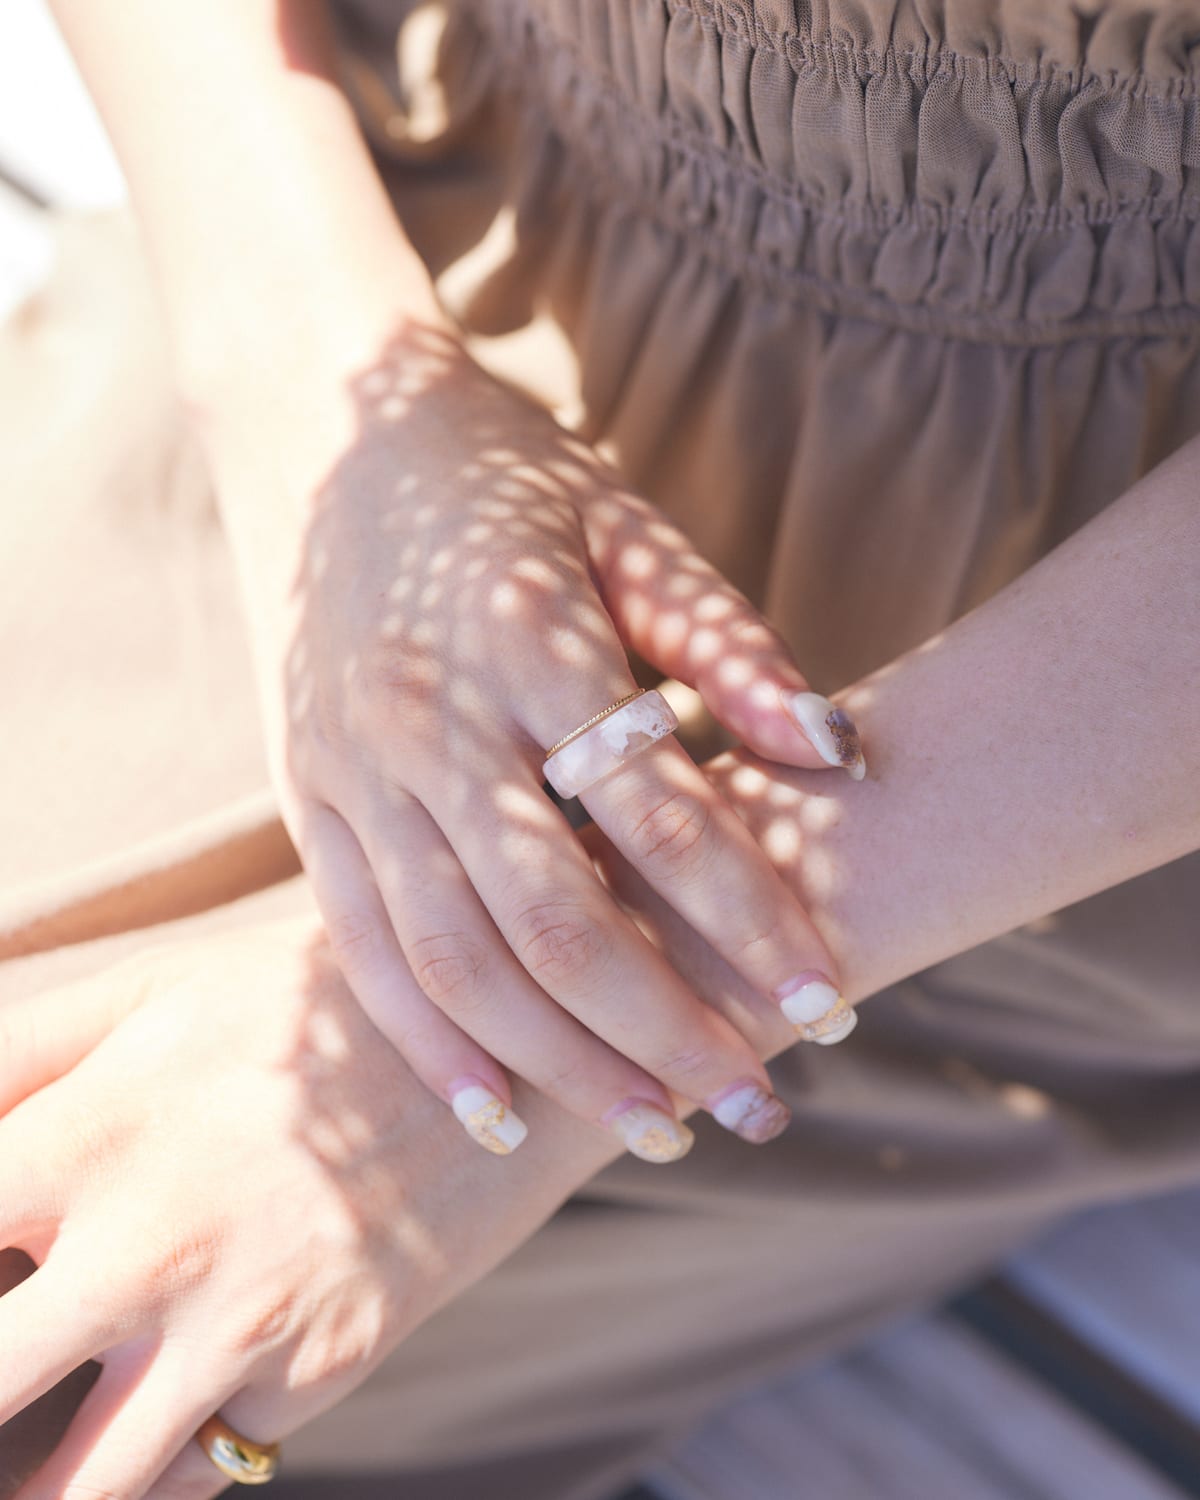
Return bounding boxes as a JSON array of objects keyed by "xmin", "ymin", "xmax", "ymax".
[{"xmin": 1, "ymin": 3, "xmax": 1199, "ymax": 1498}]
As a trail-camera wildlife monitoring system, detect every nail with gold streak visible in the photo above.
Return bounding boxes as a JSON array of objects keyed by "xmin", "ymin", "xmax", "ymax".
[
  {"xmin": 776, "ymin": 976, "xmax": 858, "ymax": 1045},
  {"xmin": 450, "ymin": 1080, "xmax": 529, "ymax": 1155},
  {"xmin": 604, "ymin": 1100, "xmax": 695, "ymax": 1163},
  {"xmin": 785, "ymin": 691, "xmax": 867, "ymax": 780}
]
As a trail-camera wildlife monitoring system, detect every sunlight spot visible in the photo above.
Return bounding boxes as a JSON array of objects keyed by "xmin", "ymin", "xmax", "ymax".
[
  {"xmin": 688, "ymin": 627, "xmax": 723, "ymax": 662},
  {"xmin": 463, "ymin": 522, "xmax": 495, "ymax": 546},
  {"xmin": 490, "ymin": 580, "xmax": 522, "ymax": 616},
  {"xmin": 617, "ymin": 543, "xmax": 658, "ymax": 581},
  {"xmin": 478, "ymin": 499, "xmax": 517, "ymax": 522},
  {"xmin": 729, "ymin": 763, "xmax": 770, "ymax": 798},
  {"xmin": 666, "ymin": 571, "xmax": 704, "ymax": 600},
  {"xmin": 654, "ymin": 609, "xmax": 690, "ymax": 656},
  {"xmin": 512, "ymin": 556, "xmax": 563, "ymax": 588},
  {"xmin": 306, "ymin": 1008, "xmax": 352, "ymax": 1063},
  {"xmin": 693, "ymin": 592, "xmax": 736, "ymax": 623},
  {"xmin": 761, "ymin": 818, "xmax": 801, "ymax": 863},
  {"xmin": 998, "ymin": 1082, "xmax": 1050, "ymax": 1119},
  {"xmin": 714, "ymin": 657, "xmax": 756, "ymax": 691}
]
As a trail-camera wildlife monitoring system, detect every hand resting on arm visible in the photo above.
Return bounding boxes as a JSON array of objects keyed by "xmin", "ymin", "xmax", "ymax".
[{"xmin": 2, "ymin": 431, "xmax": 1197, "ymax": 1498}]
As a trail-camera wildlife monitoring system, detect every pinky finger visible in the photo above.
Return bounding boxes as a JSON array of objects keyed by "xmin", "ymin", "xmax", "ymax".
[
  {"xmin": 298, "ymin": 802, "xmax": 530, "ymax": 1156},
  {"xmin": 11, "ymin": 1353, "xmax": 240, "ymax": 1500}
]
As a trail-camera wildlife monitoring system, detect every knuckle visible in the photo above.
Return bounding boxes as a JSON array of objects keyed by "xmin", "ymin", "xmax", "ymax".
[
  {"xmin": 142, "ymin": 1222, "xmax": 224, "ymax": 1303},
  {"xmin": 647, "ymin": 1040, "xmax": 718, "ymax": 1089},
  {"xmin": 732, "ymin": 917, "xmax": 788, "ymax": 969},
  {"xmin": 326, "ymin": 911, "xmax": 388, "ymax": 979},
  {"xmin": 357, "ymin": 643, "xmax": 442, "ymax": 727},
  {"xmin": 534, "ymin": 1052, "xmax": 594, "ymax": 1101},
  {"xmin": 408, "ymin": 932, "xmax": 489, "ymax": 1013},
  {"xmin": 221, "ymin": 1289, "xmax": 295, "ymax": 1362},
  {"xmin": 511, "ymin": 899, "xmax": 609, "ymax": 989},
  {"xmin": 625, "ymin": 791, "xmax": 713, "ymax": 880}
]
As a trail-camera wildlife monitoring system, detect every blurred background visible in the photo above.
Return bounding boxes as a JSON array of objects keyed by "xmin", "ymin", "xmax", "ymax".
[{"xmin": 1, "ymin": 3, "xmax": 1197, "ymax": 1497}]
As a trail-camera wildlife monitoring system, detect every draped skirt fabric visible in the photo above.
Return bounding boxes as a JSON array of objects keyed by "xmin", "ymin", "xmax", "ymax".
[{"xmin": 2, "ymin": 4, "xmax": 1199, "ymax": 1498}]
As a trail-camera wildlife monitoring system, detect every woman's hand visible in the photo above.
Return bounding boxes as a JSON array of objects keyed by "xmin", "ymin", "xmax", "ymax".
[
  {"xmin": 0, "ymin": 918, "xmax": 614, "ymax": 1500},
  {"xmin": 209, "ymin": 319, "xmax": 863, "ymax": 1160}
]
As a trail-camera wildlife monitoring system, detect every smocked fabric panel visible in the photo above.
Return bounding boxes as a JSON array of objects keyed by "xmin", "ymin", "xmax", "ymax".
[{"xmin": 462, "ymin": 0, "xmax": 1200, "ymax": 339}]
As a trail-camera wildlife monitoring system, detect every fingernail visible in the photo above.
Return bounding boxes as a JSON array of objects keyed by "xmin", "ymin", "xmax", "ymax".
[
  {"xmin": 450, "ymin": 1079, "xmax": 529, "ymax": 1155},
  {"xmin": 785, "ymin": 692, "xmax": 866, "ymax": 779},
  {"xmin": 776, "ymin": 976, "xmax": 858, "ymax": 1046},
  {"xmin": 709, "ymin": 1080, "xmax": 792, "ymax": 1144},
  {"xmin": 603, "ymin": 1099, "xmax": 695, "ymax": 1163}
]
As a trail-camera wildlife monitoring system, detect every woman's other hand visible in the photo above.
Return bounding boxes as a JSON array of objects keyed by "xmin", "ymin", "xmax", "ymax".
[{"xmin": 0, "ymin": 918, "xmax": 608, "ymax": 1500}]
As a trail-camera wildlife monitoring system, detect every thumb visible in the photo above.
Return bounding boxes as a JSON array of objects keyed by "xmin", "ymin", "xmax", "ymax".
[{"xmin": 582, "ymin": 492, "xmax": 866, "ymax": 777}]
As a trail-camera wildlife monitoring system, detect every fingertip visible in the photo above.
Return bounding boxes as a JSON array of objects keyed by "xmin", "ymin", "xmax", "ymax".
[
  {"xmin": 782, "ymin": 691, "xmax": 866, "ymax": 778},
  {"xmin": 448, "ymin": 1075, "xmax": 529, "ymax": 1155}
]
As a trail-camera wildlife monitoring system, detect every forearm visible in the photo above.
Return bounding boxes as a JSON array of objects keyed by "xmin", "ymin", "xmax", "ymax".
[
  {"xmin": 49, "ymin": 0, "xmax": 448, "ymax": 404},
  {"xmin": 497, "ymin": 442, "xmax": 1200, "ymax": 1206}
]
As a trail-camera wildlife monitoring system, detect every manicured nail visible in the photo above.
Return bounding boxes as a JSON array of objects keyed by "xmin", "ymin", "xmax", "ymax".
[
  {"xmin": 604, "ymin": 1100, "xmax": 695, "ymax": 1163},
  {"xmin": 785, "ymin": 692, "xmax": 866, "ymax": 779},
  {"xmin": 776, "ymin": 976, "xmax": 858, "ymax": 1046},
  {"xmin": 450, "ymin": 1079, "xmax": 529, "ymax": 1155},
  {"xmin": 709, "ymin": 1081, "xmax": 791, "ymax": 1144}
]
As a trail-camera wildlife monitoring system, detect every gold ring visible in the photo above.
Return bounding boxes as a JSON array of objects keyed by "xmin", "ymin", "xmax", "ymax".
[
  {"xmin": 195, "ymin": 1415, "xmax": 281, "ymax": 1485},
  {"xmin": 543, "ymin": 689, "xmax": 647, "ymax": 758},
  {"xmin": 542, "ymin": 688, "xmax": 679, "ymax": 800}
]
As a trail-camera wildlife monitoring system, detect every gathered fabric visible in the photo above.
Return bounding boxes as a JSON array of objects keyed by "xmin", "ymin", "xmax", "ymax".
[
  {"xmin": 2, "ymin": 7, "xmax": 1200, "ymax": 1499},
  {"xmin": 339, "ymin": 0, "xmax": 1200, "ymax": 689}
]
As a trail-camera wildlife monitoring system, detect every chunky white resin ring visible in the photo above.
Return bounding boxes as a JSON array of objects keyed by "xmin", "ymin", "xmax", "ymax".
[{"xmin": 542, "ymin": 688, "xmax": 680, "ymax": 800}]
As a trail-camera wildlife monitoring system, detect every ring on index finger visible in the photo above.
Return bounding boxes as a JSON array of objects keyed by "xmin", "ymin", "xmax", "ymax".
[{"xmin": 542, "ymin": 689, "xmax": 679, "ymax": 800}]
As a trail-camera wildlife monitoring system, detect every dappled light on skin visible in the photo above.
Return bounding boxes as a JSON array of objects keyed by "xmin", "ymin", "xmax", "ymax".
[{"xmin": 268, "ymin": 315, "xmax": 893, "ymax": 1150}]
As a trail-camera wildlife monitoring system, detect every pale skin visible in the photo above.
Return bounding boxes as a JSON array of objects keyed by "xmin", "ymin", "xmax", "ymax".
[
  {"xmin": 7, "ymin": 0, "xmax": 1199, "ymax": 1492},
  {"xmin": 2, "ymin": 494, "xmax": 1198, "ymax": 1494},
  {"xmin": 44, "ymin": 0, "xmax": 880, "ymax": 1157}
]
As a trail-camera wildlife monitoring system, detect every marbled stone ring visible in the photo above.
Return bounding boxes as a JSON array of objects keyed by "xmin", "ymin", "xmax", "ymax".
[{"xmin": 542, "ymin": 688, "xmax": 679, "ymax": 800}]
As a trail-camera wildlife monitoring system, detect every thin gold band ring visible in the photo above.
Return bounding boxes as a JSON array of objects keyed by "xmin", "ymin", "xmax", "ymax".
[{"xmin": 543, "ymin": 689, "xmax": 647, "ymax": 759}]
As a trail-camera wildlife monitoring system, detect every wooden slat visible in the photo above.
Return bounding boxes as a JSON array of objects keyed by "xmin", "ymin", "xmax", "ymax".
[
  {"xmin": 648, "ymin": 1315, "xmax": 1190, "ymax": 1500},
  {"xmin": 1008, "ymin": 1192, "xmax": 1200, "ymax": 1426}
]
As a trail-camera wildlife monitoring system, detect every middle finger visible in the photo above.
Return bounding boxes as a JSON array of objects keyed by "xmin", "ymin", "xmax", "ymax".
[{"xmin": 580, "ymin": 734, "xmax": 857, "ymax": 1045}]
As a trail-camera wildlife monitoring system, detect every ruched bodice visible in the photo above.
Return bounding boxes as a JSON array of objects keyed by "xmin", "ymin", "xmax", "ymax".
[
  {"xmin": 1, "ymin": 11, "xmax": 1199, "ymax": 1499},
  {"xmin": 337, "ymin": 0, "xmax": 1200, "ymax": 688},
  {"xmin": 469, "ymin": 0, "xmax": 1200, "ymax": 341}
]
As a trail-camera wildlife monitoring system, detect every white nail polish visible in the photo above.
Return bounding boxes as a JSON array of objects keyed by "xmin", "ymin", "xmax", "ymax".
[
  {"xmin": 605, "ymin": 1101, "xmax": 694, "ymax": 1163},
  {"xmin": 778, "ymin": 979, "xmax": 858, "ymax": 1045},
  {"xmin": 450, "ymin": 1084, "xmax": 528, "ymax": 1155},
  {"xmin": 710, "ymin": 1083, "xmax": 792, "ymax": 1144},
  {"xmin": 785, "ymin": 692, "xmax": 866, "ymax": 778}
]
